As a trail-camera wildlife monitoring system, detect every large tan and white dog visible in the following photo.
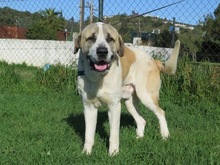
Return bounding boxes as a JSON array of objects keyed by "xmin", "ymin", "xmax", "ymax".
[{"xmin": 74, "ymin": 22, "xmax": 180, "ymax": 155}]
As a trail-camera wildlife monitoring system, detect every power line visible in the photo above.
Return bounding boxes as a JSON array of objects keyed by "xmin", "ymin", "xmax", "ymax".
[{"xmin": 112, "ymin": 0, "xmax": 186, "ymax": 25}]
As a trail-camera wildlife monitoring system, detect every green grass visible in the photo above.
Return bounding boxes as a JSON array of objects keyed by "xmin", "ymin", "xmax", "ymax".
[{"xmin": 0, "ymin": 60, "xmax": 220, "ymax": 164}]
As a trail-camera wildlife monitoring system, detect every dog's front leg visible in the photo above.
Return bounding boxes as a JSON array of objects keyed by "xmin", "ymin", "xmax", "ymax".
[
  {"xmin": 82, "ymin": 103, "xmax": 98, "ymax": 155},
  {"xmin": 108, "ymin": 102, "xmax": 121, "ymax": 156}
]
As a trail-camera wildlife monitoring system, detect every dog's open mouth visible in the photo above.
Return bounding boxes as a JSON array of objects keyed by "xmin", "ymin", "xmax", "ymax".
[{"xmin": 90, "ymin": 60, "xmax": 110, "ymax": 72}]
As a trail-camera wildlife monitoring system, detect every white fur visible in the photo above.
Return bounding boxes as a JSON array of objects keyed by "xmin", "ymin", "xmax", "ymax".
[{"xmin": 75, "ymin": 23, "xmax": 180, "ymax": 155}]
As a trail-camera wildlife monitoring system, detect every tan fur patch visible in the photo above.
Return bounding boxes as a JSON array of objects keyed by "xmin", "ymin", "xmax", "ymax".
[
  {"xmin": 120, "ymin": 46, "xmax": 136, "ymax": 80},
  {"xmin": 151, "ymin": 95, "xmax": 159, "ymax": 107},
  {"xmin": 146, "ymin": 60, "xmax": 161, "ymax": 97},
  {"xmin": 155, "ymin": 60, "xmax": 164, "ymax": 71}
]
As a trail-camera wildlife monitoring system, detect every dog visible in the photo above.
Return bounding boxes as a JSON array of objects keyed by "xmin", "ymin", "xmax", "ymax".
[{"xmin": 74, "ymin": 22, "xmax": 180, "ymax": 155}]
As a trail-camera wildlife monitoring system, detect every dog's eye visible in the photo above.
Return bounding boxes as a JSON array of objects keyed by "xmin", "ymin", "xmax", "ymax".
[
  {"xmin": 86, "ymin": 36, "xmax": 96, "ymax": 42},
  {"xmin": 86, "ymin": 34, "xmax": 96, "ymax": 42},
  {"xmin": 106, "ymin": 37, "xmax": 115, "ymax": 43}
]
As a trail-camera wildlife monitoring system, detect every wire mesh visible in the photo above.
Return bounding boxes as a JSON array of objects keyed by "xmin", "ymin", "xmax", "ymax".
[{"xmin": 0, "ymin": 0, "xmax": 219, "ymax": 64}]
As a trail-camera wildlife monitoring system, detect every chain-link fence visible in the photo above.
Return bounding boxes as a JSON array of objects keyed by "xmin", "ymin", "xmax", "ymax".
[{"xmin": 0, "ymin": 0, "xmax": 219, "ymax": 66}]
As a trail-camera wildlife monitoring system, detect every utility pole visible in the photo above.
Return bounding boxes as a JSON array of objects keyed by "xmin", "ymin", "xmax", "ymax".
[
  {"xmin": 79, "ymin": 0, "xmax": 85, "ymax": 31},
  {"xmin": 98, "ymin": 0, "xmax": 104, "ymax": 21},
  {"xmin": 89, "ymin": 3, "xmax": 93, "ymax": 24}
]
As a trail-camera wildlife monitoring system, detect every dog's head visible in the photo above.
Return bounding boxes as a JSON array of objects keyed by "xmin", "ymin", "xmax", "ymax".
[{"xmin": 74, "ymin": 22, "xmax": 124, "ymax": 72}]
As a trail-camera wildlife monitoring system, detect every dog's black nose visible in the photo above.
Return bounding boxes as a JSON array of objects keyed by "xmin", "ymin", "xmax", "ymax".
[{"xmin": 96, "ymin": 47, "xmax": 108, "ymax": 57}]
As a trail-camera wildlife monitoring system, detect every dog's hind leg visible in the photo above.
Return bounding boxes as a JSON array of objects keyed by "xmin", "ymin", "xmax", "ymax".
[
  {"xmin": 136, "ymin": 91, "xmax": 169, "ymax": 139},
  {"xmin": 125, "ymin": 94, "xmax": 146, "ymax": 138},
  {"xmin": 134, "ymin": 59, "xmax": 170, "ymax": 139}
]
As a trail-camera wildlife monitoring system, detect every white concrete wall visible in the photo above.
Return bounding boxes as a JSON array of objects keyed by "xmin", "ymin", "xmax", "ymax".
[
  {"xmin": 125, "ymin": 43, "xmax": 173, "ymax": 61},
  {"xmin": 0, "ymin": 39, "xmax": 79, "ymax": 67},
  {"xmin": 133, "ymin": 45, "xmax": 173, "ymax": 61},
  {"xmin": 0, "ymin": 39, "xmax": 173, "ymax": 68}
]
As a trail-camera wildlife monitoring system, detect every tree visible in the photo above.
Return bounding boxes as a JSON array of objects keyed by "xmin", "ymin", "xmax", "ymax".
[
  {"xmin": 0, "ymin": 7, "xmax": 41, "ymax": 27},
  {"xmin": 39, "ymin": 8, "xmax": 64, "ymax": 31},
  {"xmin": 156, "ymin": 30, "xmax": 178, "ymax": 48},
  {"xmin": 26, "ymin": 8, "xmax": 65, "ymax": 40},
  {"xmin": 197, "ymin": 4, "xmax": 220, "ymax": 62},
  {"xmin": 25, "ymin": 22, "xmax": 56, "ymax": 40},
  {"xmin": 212, "ymin": 4, "xmax": 220, "ymax": 42}
]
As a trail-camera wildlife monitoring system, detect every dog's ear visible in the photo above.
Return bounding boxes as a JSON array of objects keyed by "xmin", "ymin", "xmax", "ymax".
[
  {"xmin": 74, "ymin": 33, "xmax": 81, "ymax": 54},
  {"xmin": 117, "ymin": 35, "xmax": 124, "ymax": 57}
]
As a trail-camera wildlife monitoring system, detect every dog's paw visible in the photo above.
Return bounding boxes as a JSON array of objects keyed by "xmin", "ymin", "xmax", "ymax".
[
  {"xmin": 136, "ymin": 118, "xmax": 146, "ymax": 138},
  {"xmin": 136, "ymin": 132, "xmax": 144, "ymax": 139},
  {"xmin": 109, "ymin": 143, "xmax": 119, "ymax": 156},
  {"xmin": 82, "ymin": 143, "xmax": 93, "ymax": 155},
  {"xmin": 159, "ymin": 118, "xmax": 169, "ymax": 140},
  {"xmin": 109, "ymin": 148, "xmax": 119, "ymax": 156},
  {"xmin": 161, "ymin": 129, "xmax": 170, "ymax": 140},
  {"xmin": 82, "ymin": 148, "xmax": 92, "ymax": 155}
]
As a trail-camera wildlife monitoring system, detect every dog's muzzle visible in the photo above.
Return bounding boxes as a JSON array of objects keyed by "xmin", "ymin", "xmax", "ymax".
[{"xmin": 88, "ymin": 46, "xmax": 113, "ymax": 72}]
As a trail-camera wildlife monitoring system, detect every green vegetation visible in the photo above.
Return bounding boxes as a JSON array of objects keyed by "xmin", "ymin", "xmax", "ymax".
[
  {"xmin": 0, "ymin": 7, "xmax": 75, "ymax": 40},
  {"xmin": 25, "ymin": 8, "xmax": 65, "ymax": 40},
  {"xmin": 0, "ymin": 58, "xmax": 219, "ymax": 164},
  {"xmin": 0, "ymin": 7, "xmax": 41, "ymax": 27},
  {"xmin": 196, "ymin": 4, "xmax": 220, "ymax": 62}
]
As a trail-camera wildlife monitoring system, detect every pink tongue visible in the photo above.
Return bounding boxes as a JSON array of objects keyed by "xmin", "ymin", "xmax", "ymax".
[{"xmin": 94, "ymin": 64, "xmax": 108, "ymax": 71}]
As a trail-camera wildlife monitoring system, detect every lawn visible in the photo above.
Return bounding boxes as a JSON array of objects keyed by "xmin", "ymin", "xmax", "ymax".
[{"xmin": 0, "ymin": 61, "xmax": 219, "ymax": 164}]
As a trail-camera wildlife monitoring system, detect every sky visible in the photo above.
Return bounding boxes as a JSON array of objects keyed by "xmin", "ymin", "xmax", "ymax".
[{"xmin": 0, "ymin": 0, "xmax": 219, "ymax": 25}]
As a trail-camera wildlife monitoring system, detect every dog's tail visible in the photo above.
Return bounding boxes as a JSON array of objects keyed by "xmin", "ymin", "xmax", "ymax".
[{"xmin": 156, "ymin": 40, "xmax": 180, "ymax": 75}]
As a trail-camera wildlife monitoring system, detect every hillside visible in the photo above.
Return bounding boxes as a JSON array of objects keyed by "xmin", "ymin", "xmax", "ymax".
[{"xmin": 0, "ymin": 7, "xmax": 42, "ymax": 27}]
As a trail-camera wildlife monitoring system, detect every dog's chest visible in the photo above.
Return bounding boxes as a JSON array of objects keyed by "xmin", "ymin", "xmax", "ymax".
[{"xmin": 78, "ymin": 73, "xmax": 122, "ymax": 106}]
